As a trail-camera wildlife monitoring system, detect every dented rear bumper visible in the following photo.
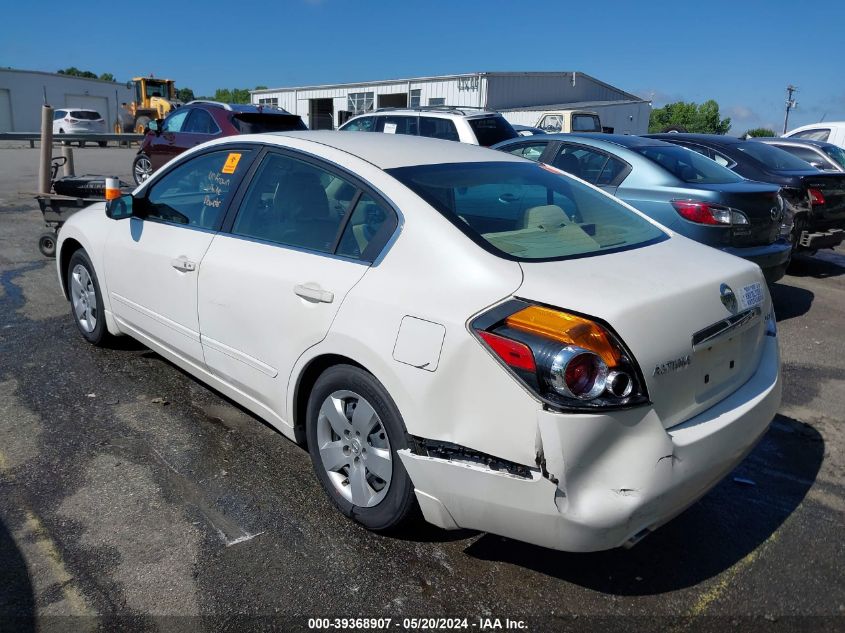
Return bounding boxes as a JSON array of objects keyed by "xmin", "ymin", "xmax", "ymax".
[{"xmin": 398, "ymin": 335, "xmax": 781, "ymax": 552}]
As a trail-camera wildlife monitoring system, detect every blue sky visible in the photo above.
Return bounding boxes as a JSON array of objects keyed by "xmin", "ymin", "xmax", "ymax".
[{"xmin": 4, "ymin": 0, "xmax": 844, "ymax": 133}]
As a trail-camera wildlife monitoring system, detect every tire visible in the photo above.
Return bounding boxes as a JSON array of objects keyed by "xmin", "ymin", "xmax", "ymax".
[
  {"xmin": 38, "ymin": 232, "xmax": 56, "ymax": 258},
  {"xmin": 306, "ymin": 364, "xmax": 416, "ymax": 531},
  {"xmin": 135, "ymin": 116, "xmax": 151, "ymax": 134},
  {"xmin": 59, "ymin": 129, "xmax": 69, "ymax": 146},
  {"xmin": 133, "ymin": 153, "xmax": 153, "ymax": 185},
  {"xmin": 98, "ymin": 141, "xmax": 107, "ymax": 148},
  {"xmin": 66, "ymin": 249, "xmax": 110, "ymax": 346}
]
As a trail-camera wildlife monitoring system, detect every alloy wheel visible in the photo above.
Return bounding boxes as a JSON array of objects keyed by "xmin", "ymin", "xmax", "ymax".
[{"xmin": 70, "ymin": 264, "xmax": 97, "ymax": 333}]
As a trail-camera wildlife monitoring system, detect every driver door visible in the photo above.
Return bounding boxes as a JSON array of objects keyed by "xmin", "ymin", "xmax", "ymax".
[
  {"xmin": 148, "ymin": 109, "xmax": 191, "ymax": 170},
  {"xmin": 104, "ymin": 147, "xmax": 256, "ymax": 368}
]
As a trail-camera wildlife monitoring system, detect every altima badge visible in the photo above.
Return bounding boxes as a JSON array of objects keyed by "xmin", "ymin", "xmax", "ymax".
[
  {"xmin": 653, "ymin": 355, "xmax": 692, "ymax": 376},
  {"xmin": 720, "ymin": 283, "xmax": 738, "ymax": 313}
]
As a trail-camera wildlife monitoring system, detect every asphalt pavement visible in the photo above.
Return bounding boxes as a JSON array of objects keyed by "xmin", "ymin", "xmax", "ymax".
[{"xmin": 0, "ymin": 145, "xmax": 843, "ymax": 632}]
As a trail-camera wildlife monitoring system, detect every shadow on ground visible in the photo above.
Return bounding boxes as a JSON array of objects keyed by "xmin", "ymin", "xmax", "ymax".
[
  {"xmin": 787, "ymin": 250, "xmax": 845, "ymax": 279},
  {"xmin": 0, "ymin": 513, "xmax": 35, "ymax": 632},
  {"xmin": 464, "ymin": 414, "xmax": 823, "ymax": 596},
  {"xmin": 770, "ymin": 282, "xmax": 814, "ymax": 321}
]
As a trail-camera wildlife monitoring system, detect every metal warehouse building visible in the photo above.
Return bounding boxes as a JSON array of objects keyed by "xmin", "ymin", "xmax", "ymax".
[
  {"xmin": 251, "ymin": 71, "xmax": 650, "ymax": 134},
  {"xmin": 0, "ymin": 69, "xmax": 134, "ymax": 133}
]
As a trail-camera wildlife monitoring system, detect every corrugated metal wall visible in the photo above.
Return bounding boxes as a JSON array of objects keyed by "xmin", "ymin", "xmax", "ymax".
[{"xmin": 486, "ymin": 73, "xmax": 632, "ymax": 110}]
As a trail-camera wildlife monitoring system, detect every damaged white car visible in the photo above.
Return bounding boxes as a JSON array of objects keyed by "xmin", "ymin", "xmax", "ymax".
[{"xmin": 56, "ymin": 132, "xmax": 781, "ymax": 551}]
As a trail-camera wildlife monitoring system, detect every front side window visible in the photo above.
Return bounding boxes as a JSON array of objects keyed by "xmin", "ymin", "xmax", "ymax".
[
  {"xmin": 162, "ymin": 109, "xmax": 190, "ymax": 133},
  {"xmin": 505, "ymin": 142, "xmax": 548, "ymax": 161},
  {"xmin": 348, "ymin": 92, "xmax": 374, "ymax": 115},
  {"xmin": 341, "ymin": 116, "xmax": 375, "ymax": 132},
  {"xmin": 635, "ymin": 145, "xmax": 744, "ymax": 183},
  {"xmin": 419, "ymin": 117, "xmax": 459, "ymax": 142},
  {"xmin": 539, "ymin": 115, "xmax": 562, "ymax": 133},
  {"xmin": 144, "ymin": 149, "xmax": 253, "ymax": 229},
  {"xmin": 735, "ymin": 141, "xmax": 815, "ymax": 171},
  {"xmin": 388, "ymin": 162, "xmax": 665, "ymax": 261},
  {"xmin": 183, "ymin": 109, "xmax": 219, "ymax": 134},
  {"xmin": 791, "ymin": 128, "xmax": 831, "ymax": 142}
]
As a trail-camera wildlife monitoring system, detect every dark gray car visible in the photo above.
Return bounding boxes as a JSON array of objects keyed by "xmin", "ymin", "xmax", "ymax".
[
  {"xmin": 492, "ymin": 133, "xmax": 791, "ymax": 283},
  {"xmin": 749, "ymin": 137, "xmax": 845, "ymax": 173}
]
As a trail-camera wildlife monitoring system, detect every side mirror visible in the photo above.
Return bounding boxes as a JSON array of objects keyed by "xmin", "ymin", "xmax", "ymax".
[
  {"xmin": 148, "ymin": 119, "xmax": 162, "ymax": 135},
  {"xmin": 105, "ymin": 194, "xmax": 135, "ymax": 220}
]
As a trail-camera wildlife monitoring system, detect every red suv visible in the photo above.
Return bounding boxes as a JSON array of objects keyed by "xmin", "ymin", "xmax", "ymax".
[{"xmin": 132, "ymin": 101, "xmax": 307, "ymax": 184}]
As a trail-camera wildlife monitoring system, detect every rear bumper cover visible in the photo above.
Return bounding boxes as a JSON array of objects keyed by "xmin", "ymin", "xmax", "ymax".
[
  {"xmin": 799, "ymin": 228, "xmax": 844, "ymax": 250},
  {"xmin": 722, "ymin": 241, "xmax": 791, "ymax": 282},
  {"xmin": 399, "ymin": 335, "xmax": 781, "ymax": 552}
]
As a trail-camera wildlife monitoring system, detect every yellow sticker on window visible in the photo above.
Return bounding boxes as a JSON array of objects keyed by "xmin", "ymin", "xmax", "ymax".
[{"xmin": 221, "ymin": 153, "xmax": 242, "ymax": 174}]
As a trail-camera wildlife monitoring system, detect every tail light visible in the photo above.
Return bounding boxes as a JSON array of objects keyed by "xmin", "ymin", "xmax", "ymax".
[
  {"xmin": 672, "ymin": 200, "xmax": 748, "ymax": 226},
  {"xmin": 472, "ymin": 301, "xmax": 648, "ymax": 411},
  {"xmin": 808, "ymin": 188, "xmax": 825, "ymax": 206}
]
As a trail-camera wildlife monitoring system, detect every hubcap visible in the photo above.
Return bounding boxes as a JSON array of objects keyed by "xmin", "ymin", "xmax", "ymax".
[
  {"xmin": 316, "ymin": 390, "xmax": 392, "ymax": 508},
  {"xmin": 70, "ymin": 264, "xmax": 97, "ymax": 333},
  {"xmin": 134, "ymin": 158, "xmax": 152, "ymax": 183}
]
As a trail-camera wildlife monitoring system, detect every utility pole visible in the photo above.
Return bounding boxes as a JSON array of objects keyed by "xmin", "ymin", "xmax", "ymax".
[{"xmin": 783, "ymin": 85, "xmax": 797, "ymax": 134}]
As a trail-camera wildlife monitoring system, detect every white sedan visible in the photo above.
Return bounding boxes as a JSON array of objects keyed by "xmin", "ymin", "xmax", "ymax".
[{"xmin": 55, "ymin": 132, "xmax": 781, "ymax": 551}]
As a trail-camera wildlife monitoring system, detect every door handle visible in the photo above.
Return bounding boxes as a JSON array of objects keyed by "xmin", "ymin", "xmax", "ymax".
[
  {"xmin": 294, "ymin": 283, "xmax": 334, "ymax": 303},
  {"xmin": 171, "ymin": 258, "xmax": 197, "ymax": 272}
]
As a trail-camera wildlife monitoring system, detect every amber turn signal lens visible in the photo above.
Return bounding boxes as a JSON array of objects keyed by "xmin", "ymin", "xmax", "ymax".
[{"xmin": 505, "ymin": 306, "xmax": 621, "ymax": 366}]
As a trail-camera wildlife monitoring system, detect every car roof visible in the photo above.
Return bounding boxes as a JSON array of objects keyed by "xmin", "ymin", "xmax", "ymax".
[
  {"xmin": 235, "ymin": 130, "xmax": 524, "ymax": 169},
  {"xmin": 750, "ymin": 137, "xmax": 836, "ymax": 149},
  {"xmin": 348, "ymin": 107, "xmax": 500, "ymax": 120},
  {"xmin": 537, "ymin": 132, "xmax": 677, "ymax": 149},
  {"xmin": 645, "ymin": 133, "xmax": 745, "ymax": 146},
  {"xmin": 66, "ymin": 108, "xmax": 99, "ymax": 112},
  {"xmin": 787, "ymin": 121, "xmax": 845, "ymax": 132},
  {"xmin": 185, "ymin": 100, "xmax": 294, "ymax": 115}
]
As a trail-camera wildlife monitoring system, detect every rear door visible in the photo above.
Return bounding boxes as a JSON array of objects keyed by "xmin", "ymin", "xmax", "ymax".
[
  {"xmin": 180, "ymin": 108, "xmax": 221, "ymax": 150},
  {"xmin": 197, "ymin": 149, "xmax": 398, "ymax": 422},
  {"xmin": 104, "ymin": 147, "xmax": 256, "ymax": 366}
]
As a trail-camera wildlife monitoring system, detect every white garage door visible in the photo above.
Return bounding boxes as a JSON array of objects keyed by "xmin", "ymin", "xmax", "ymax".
[
  {"xmin": 64, "ymin": 94, "xmax": 109, "ymax": 120},
  {"xmin": 0, "ymin": 89, "xmax": 11, "ymax": 132}
]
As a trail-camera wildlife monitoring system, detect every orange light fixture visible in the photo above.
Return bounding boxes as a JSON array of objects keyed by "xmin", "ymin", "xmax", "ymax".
[
  {"xmin": 104, "ymin": 177, "xmax": 121, "ymax": 201},
  {"xmin": 505, "ymin": 306, "xmax": 621, "ymax": 366}
]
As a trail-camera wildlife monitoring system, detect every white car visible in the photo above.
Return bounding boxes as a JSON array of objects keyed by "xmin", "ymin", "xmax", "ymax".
[
  {"xmin": 55, "ymin": 132, "xmax": 781, "ymax": 552},
  {"xmin": 53, "ymin": 108, "xmax": 107, "ymax": 146},
  {"xmin": 784, "ymin": 121, "xmax": 845, "ymax": 149},
  {"xmin": 338, "ymin": 107, "xmax": 518, "ymax": 146}
]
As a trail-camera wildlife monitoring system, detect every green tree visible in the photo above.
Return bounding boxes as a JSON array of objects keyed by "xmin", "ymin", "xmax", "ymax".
[
  {"xmin": 648, "ymin": 100, "xmax": 732, "ymax": 134},
  {"xmin": 57, "ymin": 67, "xmax": 97, "ymax": 79},
  {"xmin": 744, "ymin": 127, "xmax": 776, "ymax": 138},
  {"xmin": 176, "ymin": 87, "xmax": 195, "ymax": 103},
  {"xmin": 210, "ymin": 86, "xmax": 266, "ymax": 104},
  {"xmin": 98, "ymin": 73, "xmax": 115, "ymax": 82}
]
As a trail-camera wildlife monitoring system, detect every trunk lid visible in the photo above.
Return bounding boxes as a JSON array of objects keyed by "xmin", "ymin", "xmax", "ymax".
[
  {"xmin": 693, "ymin": 181, "xmax": 782, "ymax": 246},
  {"xmin": 800, "ymin": 173, "xmax": 845, "ymax": 226},
  {"xmin": 517, "ymin": 236, "xmax": 770, "ymax": 429}
]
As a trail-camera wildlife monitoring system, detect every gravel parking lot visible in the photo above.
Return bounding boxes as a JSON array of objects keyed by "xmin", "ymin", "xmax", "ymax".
[{"xmin": 0, "ymin": 145, "xmax": 843, "ymax": 632}]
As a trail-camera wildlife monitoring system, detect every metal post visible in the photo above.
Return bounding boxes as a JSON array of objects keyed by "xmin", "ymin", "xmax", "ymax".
[
  {"xmin": 783, "ymin": 85, "xmax": 797, "ymax": 135},
  {"xmin": 38, "ymin": 104, "xmax": 54, "ymax": 194},
  {"xmin": 61, "ymin": 146, "xmax": 75, "ymax": 177}
]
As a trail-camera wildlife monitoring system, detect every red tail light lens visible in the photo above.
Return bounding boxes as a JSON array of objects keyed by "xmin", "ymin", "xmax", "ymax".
[
  {"xmin": 477, "ymin": 331, "xmax": 536, "ymax": 372},
  {"xmin": 472, "ymin": 301, "xmax": 648, "ymax": 411},
  {"xmin": 808, "ymin": 188, "xmax": 825, "ymax": 206},
  {"xmin": 671, "ymin": 200, "xmax": 742, "ymax": 225}
]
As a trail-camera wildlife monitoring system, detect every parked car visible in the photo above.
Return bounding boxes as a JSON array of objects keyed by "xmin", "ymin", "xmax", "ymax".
[
  {"xmin": 52, "ymin": 108, "xmax": 107, "ymax": 147},
  {"xmin": 784, "ymin": 121, "xmax": 845, "ymax": 149},
  {"xmin": 647, "ymin": 133, "xmax": 845, "ymax": 253},
  {"xmin": 56, "ymin": 132, "xmax": 780, "ymax": 552},
  {"xmin": 132, "ymin": 100, "xmax": 306, "ymax": 184},
  {"xmin": 750, "ymin": 137, "xmax": 845, "ymax": 172},
  {"xmin": 338, "ymin": 106, "xmax": 518, "ymax": 147},
  {"xmin": 512, "ymin": 124, "xmax": 546, "ymax": 137},
  {"xmin": 493, "ymin": 133, "xmax": 791, "ymax": 283}
]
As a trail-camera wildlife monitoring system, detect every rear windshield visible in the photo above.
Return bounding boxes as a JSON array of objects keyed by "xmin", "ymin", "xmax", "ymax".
[
  {"xmin": 634, "ymin": 145, "xmax": 744, "ymax": 184},
  {"xmin": 387, "ymin": 162, "xmax": 665, "ymax": 261},
  {"xmin": 822, "ymin": 145, "xmax": 845, "ymax": 169},
  {"xmin": 736, "ymin": 141, "xmax": 814, "ymax": 171},
  {"xmin": 232, "ymin": 113, "xmax": 307, "ymax": 134},
  {"xmin": 572, "ymin": 114, "xmax": 601, "ymax": 132},
  {"xmin": 71, "ymin": 111, "xmax": 101, "ymax": 120},
  {"xmin": 468, "ymin": 116, "xmax": 518, "ymax": 147}
]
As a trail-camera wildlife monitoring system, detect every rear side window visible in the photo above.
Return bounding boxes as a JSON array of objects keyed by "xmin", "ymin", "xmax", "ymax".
[
  {"xmin": 419, "ymin": 117, "xmax": 459, "ymax": 142},
  {"xmin": 505, "ymin": 142, "xmax": 548, "ymax": 161},
  {"xmin": 231, "ymin": 113, "xmax": 307, "ymax": 133},
  {"xmin": 467, "ymin": 116, "xmax": 518, "ymax": 146},
  {"xmin": 823, "ymin": 145, "xmax": 845, "ymax": 169},
  {"xmin": 53, "ymin": 110, "xmax": 66, "ymax": 120},
  {"xmin": 775, "ymin": 145, "xmax": 828, "ymax": 167},
  {"xmin": 572, "ymin": 114, "xmax": 601, "ymax": 132},
  {"xmin": 376, "ymin": 115, "xmax": 418, "ymax": 136},
  {"xmin": 388, "ymin": 162, "xmax": 665, "ymax": 261},
  {"xmin": 634, "ymin": 145, "xmax": 744, "ymax": 184},
  {"xmin": 183, "ymin": 109, "xmax": 220, "ymax": 134},
  {"xmin": 790, "ymin": 128, "xmax": 831, "ymax": 142},
  {"xmin": 70, "ymin": 111, "xmax": 101, "ymax": 120},
  {"xmin": 735, "ymin": 142, "xmax": 815, "ymax": 170},
  {"xmin": 144, "ymin": 149, "xmax": 254, "ymax": 229}
]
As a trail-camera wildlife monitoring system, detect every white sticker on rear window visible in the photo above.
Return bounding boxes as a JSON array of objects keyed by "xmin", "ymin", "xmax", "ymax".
[
  {"xmin": 739, "ymin": 282, "xmax": 763, "ymax": 310},
  {"xmin": 383, "ymin": 122, "xmax": 397, "ymax": 134}
]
